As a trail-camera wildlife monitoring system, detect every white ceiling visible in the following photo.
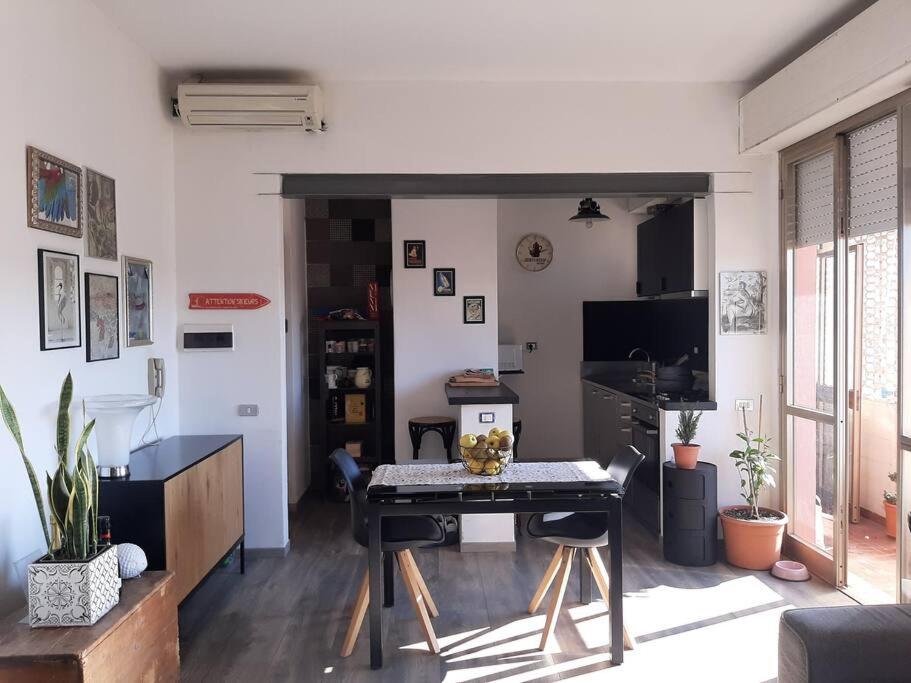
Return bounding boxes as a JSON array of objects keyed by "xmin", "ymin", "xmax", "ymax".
[{"xmin": 91, "ymin": 0, "xmax": 876, "ymax": 84}]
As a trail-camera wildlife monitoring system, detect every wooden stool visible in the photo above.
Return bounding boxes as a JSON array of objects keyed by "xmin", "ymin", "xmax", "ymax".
[
  {"xmin": 512, "ymin": 419, "xmax": 523, "ymax": 461},
  {"xmin": 408, "ymin": 416, "xmax": 457, "ymax": 461}
]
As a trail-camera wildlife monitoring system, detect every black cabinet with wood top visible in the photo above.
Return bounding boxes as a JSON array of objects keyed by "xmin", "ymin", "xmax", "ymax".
[
  {"xmin": 99, "ymin": 435, "xmax": 245, "ymax": 603},
  {"xmin": 662, "ymin": 461, "xmax": 717, "ymax": 566}
]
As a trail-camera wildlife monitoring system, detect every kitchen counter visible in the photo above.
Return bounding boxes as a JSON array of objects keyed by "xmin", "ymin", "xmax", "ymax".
[
  {"xmin": 445, "ymin": 383, "xmax": 520, "ymax": 405},
  {"xmin": 582, "ymin": 376, "xmax": 717, "ymax": 411}
]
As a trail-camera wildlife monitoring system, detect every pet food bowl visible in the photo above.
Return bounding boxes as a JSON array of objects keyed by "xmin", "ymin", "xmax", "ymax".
[{"xmin": 771, "ymin": 560, "xmax": 810, "ymax": 582}]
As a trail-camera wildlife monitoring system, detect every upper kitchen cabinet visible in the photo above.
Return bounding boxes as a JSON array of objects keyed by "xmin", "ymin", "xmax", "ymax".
[{"xmin": 635, "ymin": 199, "xmax": 708, "ymax": 298}]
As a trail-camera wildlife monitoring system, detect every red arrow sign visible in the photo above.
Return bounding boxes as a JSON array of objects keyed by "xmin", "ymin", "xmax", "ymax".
[{"xmin": 188, "ymin": 293, "xmax": 271, "ymax": 310}]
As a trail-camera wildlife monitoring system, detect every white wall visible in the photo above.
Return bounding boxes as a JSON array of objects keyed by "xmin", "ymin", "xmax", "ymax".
[
  {"xmin": 657, "ymin": 183, "xmax": 781, "ymax": 512},
  {"xmin": 170, "ymin": 80, "xmax": 780, "ymax": 544},
  {"xmin": 391, "ymin": 199, "xmax": 499, "ymax": 460},
  {"xmin": 0, "ymin": 1, "xmax": 178, "ymax": 613},
  {"xmin": 497, "ymin": 198, "xmax": 638, "ymax": 460},
  {"xmin": 283, "ymin": 199, "xmax": 310, "ymax": 504},
  {"xmin": 173, "ymin": 166, "xmax": 289, "ymax": 551}
]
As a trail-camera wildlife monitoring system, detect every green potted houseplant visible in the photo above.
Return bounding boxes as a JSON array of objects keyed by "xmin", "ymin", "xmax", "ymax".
[
  {"xmin": 0, "ymin": 374, "xmax": 121, "ymax": 627},
  {"xmin": 884, "ymin": 472, "xmax": 898, "ymax": 539},
  {"xmin": 672, "ymin": 410, "xmax": 702, "ymax": 469},
  {"xmin": 719, "ymin": 397, "xmax": 788, "ymax": 570}
]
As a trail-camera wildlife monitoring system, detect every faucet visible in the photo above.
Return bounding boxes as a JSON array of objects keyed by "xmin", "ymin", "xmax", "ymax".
[{"xmin": 628, "ymin": 347, "xmax": 651, "ymax": 362}]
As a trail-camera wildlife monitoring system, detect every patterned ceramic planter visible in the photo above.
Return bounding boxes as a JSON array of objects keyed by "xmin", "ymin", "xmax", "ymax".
[{"xmin": 27, "ymin": 545, "xmax": 121, "ymax": 628}]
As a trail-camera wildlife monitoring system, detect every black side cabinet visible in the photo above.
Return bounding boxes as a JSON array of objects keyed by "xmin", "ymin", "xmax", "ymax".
[{"xmin": 662, "ymin": 461, "xmax": 717, "ymax": 566}]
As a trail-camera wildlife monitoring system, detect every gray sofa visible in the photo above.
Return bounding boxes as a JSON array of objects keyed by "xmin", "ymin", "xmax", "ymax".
[{"xmin": 779, "ymin": 604, "xmax": 911, "ymax": 682}]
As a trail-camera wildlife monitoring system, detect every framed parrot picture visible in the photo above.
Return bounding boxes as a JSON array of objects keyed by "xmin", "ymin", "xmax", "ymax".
[{"xmin": 27, "ymin": 146, "xmax": 83, "ymax": 237}]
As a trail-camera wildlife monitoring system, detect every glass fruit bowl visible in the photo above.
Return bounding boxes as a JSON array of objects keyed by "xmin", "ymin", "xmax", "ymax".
[{"xmin": 459, "ymin": 445, "xmax": 513, "ymax": 476}]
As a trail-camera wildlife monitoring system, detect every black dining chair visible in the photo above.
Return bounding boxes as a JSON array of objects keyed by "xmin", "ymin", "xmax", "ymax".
[
  {"xmin": 330, "ymin": 449, "xmax": 445, "ymax": 656},
  {"xmin": 525, "ymin": 445, "xmax": 645, "ymax": 651}
]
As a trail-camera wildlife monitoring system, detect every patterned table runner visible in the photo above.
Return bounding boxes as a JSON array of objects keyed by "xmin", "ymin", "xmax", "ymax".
[{"xmin": 368, "ymin": 460, "xmax": 614, "ymax": 487}]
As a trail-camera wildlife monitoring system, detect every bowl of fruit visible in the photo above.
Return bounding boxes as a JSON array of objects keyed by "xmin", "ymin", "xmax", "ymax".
[{"xmin": 458, "ymin": 428, "xmax": 514, "ymax": 476}]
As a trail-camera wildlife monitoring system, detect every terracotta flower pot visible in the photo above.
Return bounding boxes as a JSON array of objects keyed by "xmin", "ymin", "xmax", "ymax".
[
  {"xmin": 884, "ymin": 500, "xmax": 897, "ymax": 538},
  {"xmin": 672, "ymin": 443, "xmax": 700, "ymax": 470},
  {"xmin": 719, "ymin": 505, "xmax": 788, "ymax": 570}
]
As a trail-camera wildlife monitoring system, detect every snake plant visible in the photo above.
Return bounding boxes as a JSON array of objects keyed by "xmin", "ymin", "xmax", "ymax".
[{"xmin": 0, "ymin": 374, "xmax": 100, "ymax": 560}]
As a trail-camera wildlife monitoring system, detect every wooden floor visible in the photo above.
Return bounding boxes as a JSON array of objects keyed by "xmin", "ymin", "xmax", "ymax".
[{"xmin": 179, "ymin": 500, "xmax": 856, "ymax": 682}]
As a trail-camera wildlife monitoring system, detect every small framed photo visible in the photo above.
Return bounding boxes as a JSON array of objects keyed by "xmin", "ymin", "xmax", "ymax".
[
  {"xmin": 433, "ymin": 268, "xmax": 455, "ymax": 296},
  {"xmin": 463, "ymin": 296, "xmax": 485, "ymax": 324},
  {"xmin": 404, "ymin": 240, "xmax": 426, "ymax": 268},
  {"xmin": 85, "ymin": 273, "xmax": 120, "ymax": 362},
  {"xmin": 84, "ymin": 168, "xmax": 118, "ymax": 261},
  {"xmin": 123, "ymin": 255, "xmax": 153, "ymax": 347},
  {"xmin": 27, "ymin": 147, "xmax": 83, "ymax": 237},
  {"xmin": 37, "ymin": 249, "xmax": 81, "ymax": 350}
]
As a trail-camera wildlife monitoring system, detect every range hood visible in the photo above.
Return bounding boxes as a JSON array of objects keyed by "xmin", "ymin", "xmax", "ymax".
[{"xmin": 636, "ymin": 198, "xmax": 708, "ymax": 299}]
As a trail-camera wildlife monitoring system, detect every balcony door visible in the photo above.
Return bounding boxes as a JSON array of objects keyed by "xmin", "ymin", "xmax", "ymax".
[
  {"xmin": 782, "ymin": 99, "xmax": 909, "ymax": 600},
  {"xmin": 780, "ymin": 140, "xmax": 843, "ymax": 584}
]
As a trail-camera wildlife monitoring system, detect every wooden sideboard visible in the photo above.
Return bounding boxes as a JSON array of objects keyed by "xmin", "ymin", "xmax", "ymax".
[
  {"xmin": 0, "ymin": 571, "xmax": 178, "ymax": 682},
  {"xmin": 99, "ymin": 435, "xmax": 245, "ymax": 603}
]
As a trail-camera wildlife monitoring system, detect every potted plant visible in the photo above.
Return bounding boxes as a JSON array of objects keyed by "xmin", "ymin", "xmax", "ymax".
[
  {"xmin": 719, "ymin": 397, "xmax": 788, "ymax": 570},
  {"xmin": 672, "ymin": 410, "xmax": 702, "ymax": 469},
  {"xmin": 0, "ymin": 374, "xmax": 121, "ymax": 627},
  {"xmin": 884, "ymin": 472, "xmax": 898, "ymax": 539}
]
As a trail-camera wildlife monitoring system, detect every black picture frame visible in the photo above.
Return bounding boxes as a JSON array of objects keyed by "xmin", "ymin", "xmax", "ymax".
[
  {"xmin": 85, "ymin": 273, "xmax": 120, "ymax": 362},
  {"xmin": 433, "ymin": 268, "xmax": 455, "ymax": 296},
  {"xmin": 37, "ymin": 249, "xmax": 81, "ymax": 351},
  {"xmin": 404, "ymin": 240, "xmax": 426, "ymax": 268},
  {"xmin": 463, "ymin": 295, "xmax": 485, "ymax": 324}
]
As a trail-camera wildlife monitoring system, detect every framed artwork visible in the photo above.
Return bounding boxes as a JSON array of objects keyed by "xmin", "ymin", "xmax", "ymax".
[
  {"xmin": 85, "ymin": 273, "xmax": 120, "ymax": 362},
  {"xmin": 433, "ymin": 268, "xmax": 455, "ymax": 296},
  {"xmin": 463, "ymin": 296, "xmax": 485, "ymax": 324},
  {"xmin": 37, "ymin": 249, "xmax": 81, "ymax": 351},
  {"xmin": 123, "ymin": 256, "xmax": 153, "ymax": 347},
  {"xmin": 85, "ymin": 168, "xmax": 117, "ymax": 261},
  {"xmin": 720, "ymin": 270, "xmax": 768, "ymax": 335},
  {"xmin": 27, "ymin": 146, "xmax": 83, "ymax": 237},
  {"xmin": 404, "ymin": 240, "xmax": 426, "ymax": 268}
]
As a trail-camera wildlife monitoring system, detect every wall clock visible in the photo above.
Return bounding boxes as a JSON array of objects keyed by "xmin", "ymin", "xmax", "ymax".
[{"xmin": 516, "ymin": 233, "xmax": 553, "ymax": 272}]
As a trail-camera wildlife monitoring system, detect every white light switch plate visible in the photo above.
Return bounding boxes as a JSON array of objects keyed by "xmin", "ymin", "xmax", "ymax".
[
  {"xmin": 734, "ymin": 399, "xmax": 754, "ymax": 412},
  {"xmin": 238, "ymin": 404, "xmax": 259, "ymax": 417}
]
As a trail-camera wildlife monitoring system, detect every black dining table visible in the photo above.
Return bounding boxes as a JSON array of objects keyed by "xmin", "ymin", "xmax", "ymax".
[{"xmin": 365, "ymin": 464, "xmax": 626, "ymax": 669}]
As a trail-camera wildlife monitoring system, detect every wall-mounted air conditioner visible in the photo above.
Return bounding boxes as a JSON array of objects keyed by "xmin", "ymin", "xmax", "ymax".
[{"xmin": 175, "ymin": 83, "xmax": 326, "ymax": 131}]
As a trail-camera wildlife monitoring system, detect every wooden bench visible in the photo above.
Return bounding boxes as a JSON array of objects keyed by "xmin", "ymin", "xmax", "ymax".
[{"xmin": 0, "ymin": 571, "xmax": 178, "ymax": 682}]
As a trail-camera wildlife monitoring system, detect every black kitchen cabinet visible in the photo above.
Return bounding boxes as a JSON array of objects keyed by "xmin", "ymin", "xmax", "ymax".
[
  {"xmin": 636, "ymin": 200, "xmax": 697, "ymax": 297},
  {"xmin": 631, "ymin": 420, "xmax": 660, "ymax": 536},
  {"xmin": 582, "ymin": 383, "xmax": 601, "ymax": 460},
  {"xmin": 583, "ymin": 381, "xmax": 657, "ymax": 536},
  {"xmin": 636, "ymin": 218, "xmax": 660, "ymax": 296},
  {"xmin": 582, "ymin": 383, "xmax": 633, "ymax": 470}
]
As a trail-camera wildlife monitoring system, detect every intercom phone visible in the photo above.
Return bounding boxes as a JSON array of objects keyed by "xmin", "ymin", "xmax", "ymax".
[{"xmin": 148, "ymin": 358, "xmax": 165, "ymax": 398}]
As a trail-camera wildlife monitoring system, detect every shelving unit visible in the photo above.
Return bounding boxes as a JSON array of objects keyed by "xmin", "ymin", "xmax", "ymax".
[{"xmin": 317, "ymin": 320, "xmax": 383, "ymax": 493}]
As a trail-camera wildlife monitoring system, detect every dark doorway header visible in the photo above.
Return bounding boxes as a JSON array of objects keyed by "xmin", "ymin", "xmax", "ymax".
[{"xmin": 281, "ymin": 173, "xmax": 710, "ymax": 198}]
